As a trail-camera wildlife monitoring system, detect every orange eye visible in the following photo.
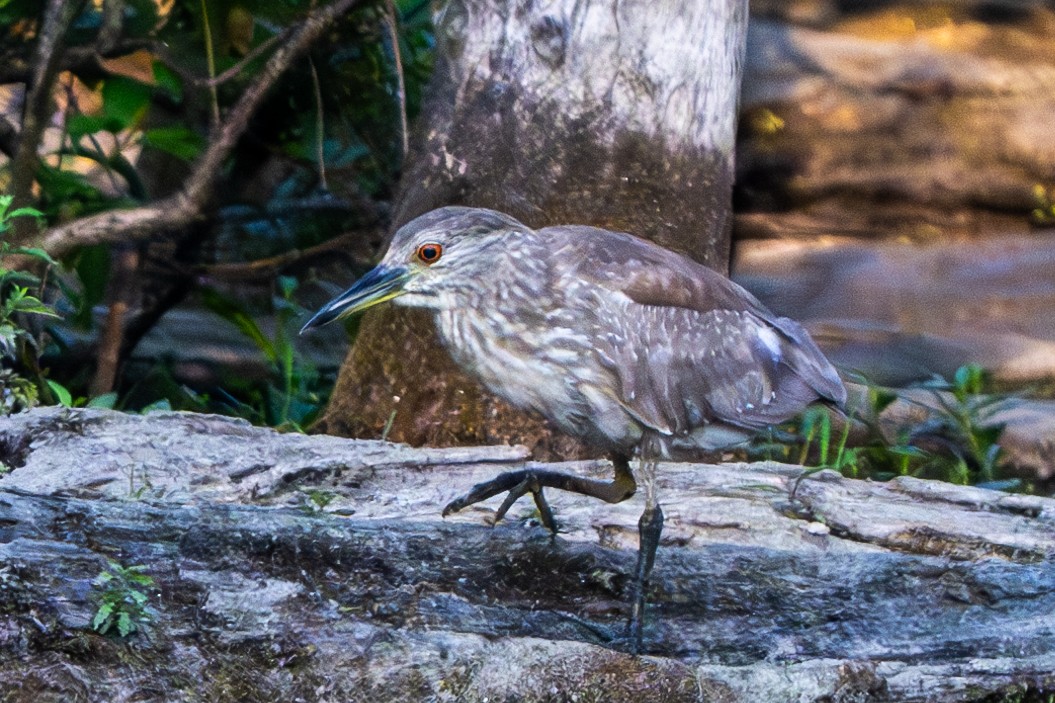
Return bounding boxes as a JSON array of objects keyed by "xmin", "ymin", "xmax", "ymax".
[{"xmin": 416, "ymin": 242, "xmax": 443, "ymax": 264}]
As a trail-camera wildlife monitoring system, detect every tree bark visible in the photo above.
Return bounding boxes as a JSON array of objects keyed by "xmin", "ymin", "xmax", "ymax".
[
  {"xmin": 316, "ymin": 0, "xmax": 749, "ymax": 455},
  {"xmin": 1, "ymin": 407, "xmax": 1054, "ymax": 701}
]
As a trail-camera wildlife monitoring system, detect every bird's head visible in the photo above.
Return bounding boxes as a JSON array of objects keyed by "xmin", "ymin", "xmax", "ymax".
[{"xmin": 300, "ymin": 206, "xmax": 528, "ymax": 332}]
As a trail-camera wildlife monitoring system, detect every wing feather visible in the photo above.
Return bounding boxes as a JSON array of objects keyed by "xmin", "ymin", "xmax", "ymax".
[{"xmin": 543, "ymin": 226, "xmax": 846, "ymax": 436}]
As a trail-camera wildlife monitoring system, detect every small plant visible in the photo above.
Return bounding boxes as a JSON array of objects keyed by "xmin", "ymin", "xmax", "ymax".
[
  {"xmin": 911, "ymin": 363, "xmax": 1007, "ymax": 483},
  {"xmin": 300, "ymin": 488, "xmax": 337, "ymax": 513},
  {"xmin": 202, "ymin": 276, "xmax": 329, "ymax": 431},
  {"xmin": 762, "ymin": 364, "xmax": 1015, "ymax": 489},
  {"xmin": 91, "ymin": 561, "xmax": 155, "ymax": 637},
  {"xmin": 0, "ymin": 195, "xmax": 63, "ymax": 414}
]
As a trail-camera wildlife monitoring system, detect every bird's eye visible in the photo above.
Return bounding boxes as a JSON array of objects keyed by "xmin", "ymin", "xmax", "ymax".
[{"xmin": 416, "ymin": 242, "xmax": 443, "ymax": 265}]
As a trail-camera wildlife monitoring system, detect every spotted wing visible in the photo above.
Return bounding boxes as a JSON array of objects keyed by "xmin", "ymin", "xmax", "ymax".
[{"xmin": 546, "ymin": 226, "xmax": 846, "ymax": 436}]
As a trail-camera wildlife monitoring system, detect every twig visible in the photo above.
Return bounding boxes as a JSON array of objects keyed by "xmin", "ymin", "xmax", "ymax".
[
  {"xmin": 204, "ymin": 34, "xmax": 283, "ymax": 87},
  {"xmin": 0, "ymin": 38, "xmax": 154, "ymax": 85},
  {"xmin": 194, "ymin": 230, "xmax": 373, "ymax": 282},
  {"xmin": 9, "ymin": 0, "xmax": 81, "ymax": 241},
  {"xmin": 384, "ymin": 0, "xmax": 409, "ymax": 160},
  {"xmin": 90, "ymin": 246, "xmax": 139, "ymax": 396},
  {"xmin": 61, "ymin": 73, "xmax": 123, "ymax": 196},
  {"xmin": 97, "ymin": 0, "xmax": 125, "ymax": 54},
  {"xmin": 309, "ymin": 57, "xmax": 328, "ymax": 190},
  {"xmin": 200, "ymin": 0, "xmax": 221, "ymax": 128},
  {"xmin": 21, "ymin": 0, "xmax": 365, "ymax": 261}
]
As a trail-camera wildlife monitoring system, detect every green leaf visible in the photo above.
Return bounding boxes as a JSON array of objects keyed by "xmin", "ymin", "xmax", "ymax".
[
  {"xmin": 11, "ymin": 296, "xmax": 60, "ymax": 317},
  {"xmin": 72, "ymin": 244, "xmax": 111, "ymax": 328},
  {"xmin": 0, "ymin": 324, "xmax": 17, "ymax": 358},
  {"xmin": 973, "ymin": 424, "xmax": 1005, "ymax": 449},
  {"xmin": 11, "ymin": 247, "xmax": 57, "ymax": 265},
  {"xmin": 277, "ymin": 275, "xmax": 298, "ymax": 299},
  {"xmin": 35, "ymin": 164, "xmax": 114, "ymax": 217},
  {"xmin": 87, "ymin": 392, "xmax": 119, "ymax": 409},
  {"xmin": 101, "ymin": 76, "xmax": 152, "ymax": 130},
  {"xmin": 117, "ymin": 611, "xmax": 133, "ymax": 637},
  {"xmin": 0, "ymin": 271, "xmax": 41, "ymax": 288},
  {"xmin": 140, "ymin": 398, "xmax": 173, "ymax": 413},
  {"xmin": 201, "ymin": 288, "xmax": 276, "ymax": 362},
  {"xmin": 6, "ymin": 206, "xmax": 44, "ymax": 221},
  {"xmin": 67, "ymin": 113, "xmax": 123, "ymax": 140},
  {"xmin": 141, "ymin": 126, "xmax": 206, "ymax": 161},
  {"xmin": 92, "ymin": 602, "xmax": 113, "ymax": 629},
  {"xmin": 46, "ymin": 380, "xmax": 73, "ymax": 407},
  {"xmin": 976, "ymin": 478, "xmax": 1021, "ymax": 492},
  {"xmin": 152, "ymin": 60, "xmax": 183, "ymax": 102},
  {"xmin": 886, "ymin": 445, "xmax": 929, "ymax": 459},
  {"xmin": 871, "ymin": 389, "xmax": 898, "ymax": 414}
]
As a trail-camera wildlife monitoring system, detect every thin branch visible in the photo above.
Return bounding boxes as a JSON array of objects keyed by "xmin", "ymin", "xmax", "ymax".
[
  {"xmin": 0, "ymin": 38, "xmax": 155, "ymax": 85},
  {"xmin": 61, "ymin": 73, "xmax": 123, "ymax": 196},
  {"xmin": 309, "ymin": 57, "xmax": 328, "ymax": 190},
  {"xmin": 204, "ymin": 33, "xmax": 283, "ymax": 87},
  {"xmin": 22, "ymin": 0, "xmax": 364, "ymax": 261},
  {"xmin": 384, "ymin": 0, "xmax": 409, "ymax": 160},
  {"xmin": 90, "ymin": 245, "xmax": 139, "ymax": 397},
  {"xmin": 200, "ymin": 0, "xmax": 221, "ymax": 128},
  {"xmin": 0, "ymin": 32, "xmax": 281, "ymax": 94},
  {"xmin": 194, "ymin": 230, "xmax": 375, "ymax": 282},
  {"xmin": 9, "ymin": 0, "xmax": 82, "ymax": 240},
  {"xmin": 97, "ymin": 0, "xmax": 125, "ymax": 54}
]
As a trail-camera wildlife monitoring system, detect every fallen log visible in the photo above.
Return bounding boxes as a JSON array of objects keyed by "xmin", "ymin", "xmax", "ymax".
[{"xmin": 0, "ymin": 408, "xmax": 1053, "ymax": 701}]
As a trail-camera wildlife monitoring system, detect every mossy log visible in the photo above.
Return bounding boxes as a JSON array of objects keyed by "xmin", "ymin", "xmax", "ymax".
[{"xmin": 1, "ymin": 408, "xmax": 1054, "ymax": 701}]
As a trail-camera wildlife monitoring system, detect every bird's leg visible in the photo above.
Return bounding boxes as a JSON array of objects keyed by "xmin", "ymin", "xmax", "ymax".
[
  {"xmin": 442, "ymin": 453, "xmax": 637, "ymax": 532},
  {"xmin": 627, "ymin": 503, "xmax": 663, "ymax": 653},
  {"xmin": 626, "ymin": 455, "xmax": 662, "ymax": 654}
]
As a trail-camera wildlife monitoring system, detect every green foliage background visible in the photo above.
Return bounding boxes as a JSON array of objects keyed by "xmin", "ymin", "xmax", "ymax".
[{"xmin": 0, "ymin": 0, "xmax": 433, "ymax": 426}]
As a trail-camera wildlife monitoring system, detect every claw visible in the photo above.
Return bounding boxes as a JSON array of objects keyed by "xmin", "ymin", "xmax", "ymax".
[
  {"xmin": 492, "ymin": 477, "xmax": 557, "ymax": 531},
  {"xmin": 443, "ymin": 471, "xmax": 559, "ymax": 532},
  {"xmin": 443, "ymin": 463, "xmax": 637, "ymax": 534}
]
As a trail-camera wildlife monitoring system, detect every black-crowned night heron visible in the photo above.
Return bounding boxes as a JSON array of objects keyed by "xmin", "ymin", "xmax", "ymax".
[{"xmin": 302, "ymin": 206, "xmax": 846, "ymax": 650}]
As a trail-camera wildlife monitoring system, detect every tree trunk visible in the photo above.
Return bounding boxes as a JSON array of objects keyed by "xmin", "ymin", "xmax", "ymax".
[
  {"xmin": 2, "ymin": 407, "xmax": 1054, "ymax": 701},
  {"xmin": 315, "ymin": 0, "xmax": 749, "ymax": 455}
]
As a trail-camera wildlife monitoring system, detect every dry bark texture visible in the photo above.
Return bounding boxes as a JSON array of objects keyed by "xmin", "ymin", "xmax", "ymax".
[
  {"xmin": 317, "ymin": 0, "xmax": 749, "ymax": 454},
  {"xmin": 2, "ymin": 408, "xmax": 1055, "ymax": 701}
]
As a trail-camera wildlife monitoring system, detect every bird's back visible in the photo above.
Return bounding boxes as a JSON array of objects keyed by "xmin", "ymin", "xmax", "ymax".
[{"xmin": 537, "ymin": 225, "xmax": 846, "ymax": 452}]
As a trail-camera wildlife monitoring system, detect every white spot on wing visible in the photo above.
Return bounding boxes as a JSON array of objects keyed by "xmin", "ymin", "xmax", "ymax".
[{"xmin": 757, "ymin": 327, "xmax": 782, "ymax": 362}]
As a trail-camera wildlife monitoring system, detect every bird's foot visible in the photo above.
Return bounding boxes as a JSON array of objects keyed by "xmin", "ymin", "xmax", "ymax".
[
  {"xmin": 443, "ymin": 464, "xmax": 638, "ymax": 533},
  {"xmin": 443, "ymin": 469, "xmax": 558, "ymax": 532}
]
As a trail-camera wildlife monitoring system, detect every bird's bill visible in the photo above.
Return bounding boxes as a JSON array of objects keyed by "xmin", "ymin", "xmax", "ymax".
[{"xmin": 300, "ymin": 264, "xmax": 413, "ymax": 332}]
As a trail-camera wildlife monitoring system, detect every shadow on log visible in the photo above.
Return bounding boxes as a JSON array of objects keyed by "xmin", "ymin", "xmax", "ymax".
[{"xmin": 1, "ymin": 408, "xmax": 1054, "ymax": 701}]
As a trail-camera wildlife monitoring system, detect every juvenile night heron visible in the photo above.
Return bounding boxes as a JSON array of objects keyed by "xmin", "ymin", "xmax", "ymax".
[{"xmin": 302, "ymin": 206, "xmax": 846, "ymax": 650}]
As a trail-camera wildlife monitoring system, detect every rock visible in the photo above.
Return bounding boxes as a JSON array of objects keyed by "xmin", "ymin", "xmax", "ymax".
[
  {"xmin": 738, "ymin": 8, "xmax": 1055, "ymax": 239},
  {"xmin": 734, "ymin": 234, "xmax": 1055, "ymax": 387}
]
